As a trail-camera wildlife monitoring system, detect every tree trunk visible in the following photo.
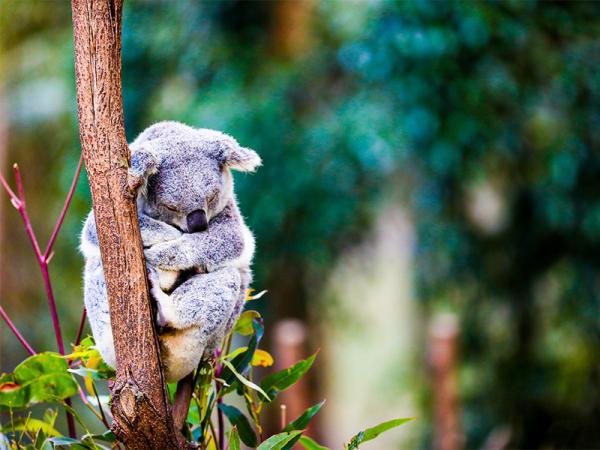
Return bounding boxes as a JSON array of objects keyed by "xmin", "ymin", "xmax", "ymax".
[{"xmin": 70, "ymin": 1, "xmax": 181, "ymax": 447}]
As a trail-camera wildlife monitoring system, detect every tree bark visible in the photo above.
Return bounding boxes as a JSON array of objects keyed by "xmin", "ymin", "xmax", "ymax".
[{"xmin": 71, "ymin": 1, "xmax": 181, "ymax": 448}]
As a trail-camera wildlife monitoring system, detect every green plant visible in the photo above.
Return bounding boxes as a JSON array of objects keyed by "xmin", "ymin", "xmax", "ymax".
[{"xmin": 0, "ymin": 291, "xmax": 412, "ymax": 449}]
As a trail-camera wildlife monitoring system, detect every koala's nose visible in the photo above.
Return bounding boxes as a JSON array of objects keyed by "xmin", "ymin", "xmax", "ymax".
[{"xmin": 187, "ymin": 209, "xmax": 208, "ymax": 233}]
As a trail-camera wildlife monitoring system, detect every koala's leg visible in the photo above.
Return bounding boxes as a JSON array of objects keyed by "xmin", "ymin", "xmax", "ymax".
[
  {"xmin": 160, "ymin": 327, "xmax": 205, "ymax": 382},
  {"xmin": 152, "ymin": 267, "xmax": 241, "ymax": 335},
  {"xmin": 83, "ymin": 257, "xmax": 116, "ymax": 369}
]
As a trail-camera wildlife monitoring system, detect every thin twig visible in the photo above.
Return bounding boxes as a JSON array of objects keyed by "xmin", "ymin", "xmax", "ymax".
[
  {"xmin": 91, "ymin": 381, "xmax": 110, "ymax": 428},
  {"xmin": 44, "ymin": 154, "xmax": 84, "ymax": 259},
  {"xmin": 78, "ymin": 385, "xmax": 109, "ymax": 428},
  {"xmin": 74, "ymin": 307, "xmax": 87, "ymax": 347},
  {"xmin": 0, "ymin": 171, "xmax": 17, "ymax": 201},
  {"xmin": 12, "ymin": 164, "xmax": 42, "ymax": 260},
  {"xmin": 0, "ymin": 305, "xmax": 35, "ymax": 355},
  {"xmin": 1, "ymin": 162, "xmax": 81, "ymax": 438}
]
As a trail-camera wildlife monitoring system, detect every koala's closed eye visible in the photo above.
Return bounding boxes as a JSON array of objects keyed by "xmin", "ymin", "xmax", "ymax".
[
  {"xmin": 163, "ymin": 204, "xmax": 178, "ymax": 212},
  {"xmin": 207, "ymin": 192, "xmax": 219, "ymax": 205}
]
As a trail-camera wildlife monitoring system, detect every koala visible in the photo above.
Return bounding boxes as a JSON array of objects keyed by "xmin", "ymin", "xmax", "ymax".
[{"xmin": 80, "ymin": 121, "xmax": 261, "ymax": 382}]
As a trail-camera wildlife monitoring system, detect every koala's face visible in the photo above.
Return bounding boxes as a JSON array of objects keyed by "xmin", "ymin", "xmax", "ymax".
[{"xmin": 129, "ymin": 122, "xmax": 260, "ymax": 233}]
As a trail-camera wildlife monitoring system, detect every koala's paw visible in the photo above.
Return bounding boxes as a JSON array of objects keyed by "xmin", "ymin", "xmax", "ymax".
[
  {"xmin": 145, "ymin": 240, "xmax": 189, "ymax": 270},
  {"xmin": 147, "ymin": 266, "xmax": 174, "ymax": 328}
]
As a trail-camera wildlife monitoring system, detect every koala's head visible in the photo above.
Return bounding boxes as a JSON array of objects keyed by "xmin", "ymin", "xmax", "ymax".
[{"xmin": 128, "ymin": 121, "xmax": 261, "ymax": 233}]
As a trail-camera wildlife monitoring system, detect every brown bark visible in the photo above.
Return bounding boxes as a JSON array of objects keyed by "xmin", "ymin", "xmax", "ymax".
[{"xmin": 70, "ymin": 1, "xmax": 181, "ymax": 448}]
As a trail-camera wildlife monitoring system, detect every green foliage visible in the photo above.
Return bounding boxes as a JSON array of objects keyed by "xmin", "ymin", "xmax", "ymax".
[
  {"xmin": 283, "ymin": 400, "xmax": 325, "ymax": 432},
  {"xmin": 218, "ymin": 403, "xmax": 257, "ymax": 447},
  {"xmin": 260, "ymin": 353, "xmax": 317, "ymax": 403},
  {"xmin": 345, "ymin": 418, "xmax": 414, "ymax": 450},
  {"xmin": 299, "ymin": 436, "xmax": 330, "ymax": 450},
  {"xmin": 228, "ymin": 426, "xmax": 241, "ymax": 450},
  {"xmin": 1, "ymin": 418, "xmax": 60, "ymax": 438},
  {"xmin": 257, "ymin": 431, "xmax": 303, "ymax": 450},
  {"xmin": 234, "ymin": 310, "xmax": 262, "ymax": 336},
  {"xmin": 0, "ymin": 303, "xmax": 410, "ymax": 448},
  {"xmin": 0, "ymin": 353, "xmax": 78, "ymax": 409}
]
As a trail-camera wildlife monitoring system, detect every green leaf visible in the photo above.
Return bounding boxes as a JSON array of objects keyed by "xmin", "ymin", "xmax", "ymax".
[
  {"xmin": 47, "ymin": 437, "xmax": 91, "ymax": 449},
  {"xmin": 284, "ymin": 400, "xmax": 326, "ymax": 432},
  {"xmin": 81, "ymin": 430, "xmax": 116, "ymax": 443},
  {"xmin": 1, "ymin": 417, "xmax": 61, "ymax": 437},
  {"xmin": 221, "ymin": 319, "xmax": 263, "ymax": 386},
  {"xmin": 221, "ymin": 359, "xmax": 270, "ymax": 401},
  {"xmin": 346, "ymin": 418, "xmax": 414, "ymax": 449},
  {"xmin": 0, "ymin": 353, "xmax": 78, "ymax": 408},
  {"xmin": 228, "ymin": 426, "xmax": 241, "ymax": 450},
  {"xmin": 258, "ymin": 431, "xmax": 303, "ymax": 450},
  {"xmin": 234, "ymin": 310, "xmax": 261, "ymax": 335},
  {"xmin": 218, "ymin": 403, "xmax": 257, "ymax": 448},
  {"xmin": 67, "ymin": 367, "xmax": 111, "ymax": 381},
  {"xmin": 186, "ymin": 403, "xmax": 200, "ymax": 425},
  {"xmin": 43, "ymin": 409, "xmax": 59, "ymax": 430},
  {"xmin": 299, "ymin": 436, "xmax": 330, "ymax": 450},
  {"xmin": 260, "ymin": 353, "xmax": 317, "ymax": 403}
]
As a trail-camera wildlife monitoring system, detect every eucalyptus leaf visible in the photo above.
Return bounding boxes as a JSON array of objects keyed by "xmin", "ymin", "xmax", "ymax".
[
  {"xmin": 1, "ymin": 418, "xmax": 61, "ymax": 438},
  {"xmin": 257, "ymin": 431, "xmax": 303, "ymax": 450},
  {"xmin": 221, "ymin": 319, "xmax": 263, "ymax": 386},
  {"xmin": 228, "ymin": 426, "xmax": 241, "ymax": 450},
  {"xmin": 260, "ymin": 353, "xmax": 317, "ymax": 403},
  {"xmin": 234, "ymin": 310, "xmax": 261, "ymax": 335},
  {"xmin": 284, "ymin": 400, "xmax": 326, "ymax": 432},
  {"xmin": 299, "ymin": 436, "xmax": 330, "ymax": 450},
  {"xmin": 47, "ymin": 437, "xmax": 91, "ymax": 449},
  {"xmin": 221, "ymin": 359, "xmax": 270, "ymax": 401},
  {"xmin": 218, "ymin": 403, "xmax": 257, "ymax": 448},
  {"xmin": 81, "ymin": 430, "xmax": 116, "ymax": 443},
  {"xmin": 346, "ymin": 418, "xmax": 413, "ymax": 449},
  {"xmin": 0, "ymin": 353, "xmax": 78, "ymax": 408}
]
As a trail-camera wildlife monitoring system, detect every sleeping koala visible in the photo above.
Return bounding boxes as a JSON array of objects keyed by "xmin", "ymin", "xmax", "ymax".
[{"xmin": 80, "ymin": 121, "xmax": 261, "ymax": 382}]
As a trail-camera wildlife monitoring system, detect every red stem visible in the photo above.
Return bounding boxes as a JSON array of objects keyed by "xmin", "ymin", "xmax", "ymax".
[
  {"xmin": 0, "ymin": 171, "xmax": 17, "ymax": 201},
  {"xmin": 2, "ymin": 160, "xmax": 83, "ymax": 439},
  {"xmin": 40, "ymin": 263, "xmax": 65, "ymax": 354},
  {"xmin": 0, "ymin": 305, "xmax": 36, "ymax": 355},
  {"xmin": 13, "ymin": 165, "xmax": 42, "ymax": 261},
  {"xmin": 44, "ymin": 155, "xmax": 84, "ymax": 259},
  {"xmin": 74, "ymin": 307, "xmax": 87, "ymax": 347}
]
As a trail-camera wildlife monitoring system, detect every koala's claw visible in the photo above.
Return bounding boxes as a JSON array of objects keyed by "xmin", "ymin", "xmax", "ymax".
[{"xmin": 127, "ymin": 172, "xmax": 144, "ymax": 192}]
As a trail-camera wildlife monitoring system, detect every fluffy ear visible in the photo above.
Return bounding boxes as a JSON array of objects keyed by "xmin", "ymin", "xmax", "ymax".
[
  {"xmin": 224, "ymin": 146, "xmax": 262, "ymax": 172},
  {"xmin": 128, "ymin": 145, "xmax": 160, "ymax": 192}
]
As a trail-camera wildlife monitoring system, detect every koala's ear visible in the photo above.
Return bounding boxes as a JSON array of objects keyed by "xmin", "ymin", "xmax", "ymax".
[
  {"xmin": 127, "ymin": 145, "xmax": 160, "ymax": 192},
  {"xmin": 224, "ymin": 146, "xmax": 262, "ymax": 172}
]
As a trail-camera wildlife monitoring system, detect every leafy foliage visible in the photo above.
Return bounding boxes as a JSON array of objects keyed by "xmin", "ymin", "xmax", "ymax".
[
  {"xmin": 345, "ymin": 418, "xmax": 414, "ymax": 450},
  {"xmin": 0, "ymin": 353, "xmax": 78, "ymax": 409},
  {"xmin": 260, "ymin": 353, "xmax": 317, "ymax": 403},
  {"xmin": 0, "ymin": 302, "xmax": 409, "ymax": 449},
  {"xmin": 283, "ymin": 400, "xmax": 325, "ymax": 432}
]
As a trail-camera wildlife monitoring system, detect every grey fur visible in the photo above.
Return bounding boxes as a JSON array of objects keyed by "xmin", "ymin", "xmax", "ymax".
[{"xmin": 80, "ymin": 121, "xmax": 260, "ymax": 382}]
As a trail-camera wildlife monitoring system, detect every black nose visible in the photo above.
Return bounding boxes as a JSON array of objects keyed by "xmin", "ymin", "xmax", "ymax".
[{"xmin": 187, "ymin": 209, "xmax": 208, "ymax": 233}]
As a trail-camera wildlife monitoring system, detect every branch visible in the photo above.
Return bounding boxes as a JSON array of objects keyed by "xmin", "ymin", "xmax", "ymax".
[
  {"xmin": 45, "ymin": 154, "xmax": 84, "ymax": 259},
  {"xmin": 71, "ymin": 1, "xmax": 183, "ymax": 447},
  {"xmin": 0, "ymin": 305, "xmax": 36, "ymax": 355}
]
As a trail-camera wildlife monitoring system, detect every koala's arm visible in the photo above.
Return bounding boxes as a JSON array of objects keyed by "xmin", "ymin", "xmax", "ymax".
[
  {"xmin": 81, "ymin": 209, "xmax": 181, "ymax": 252},
  {"xmin": 138, "ymin": 212, "xmax": 182, "ymax": 247},
  {"xmin": 144, "ymin": 201, "xmax": 253, "ymax": 272}
]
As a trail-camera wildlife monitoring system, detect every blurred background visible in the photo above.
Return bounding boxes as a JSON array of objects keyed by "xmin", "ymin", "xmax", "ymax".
[{"xmin": 1, "ymin": 1, "xmax": 600, "ymax": 448}]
